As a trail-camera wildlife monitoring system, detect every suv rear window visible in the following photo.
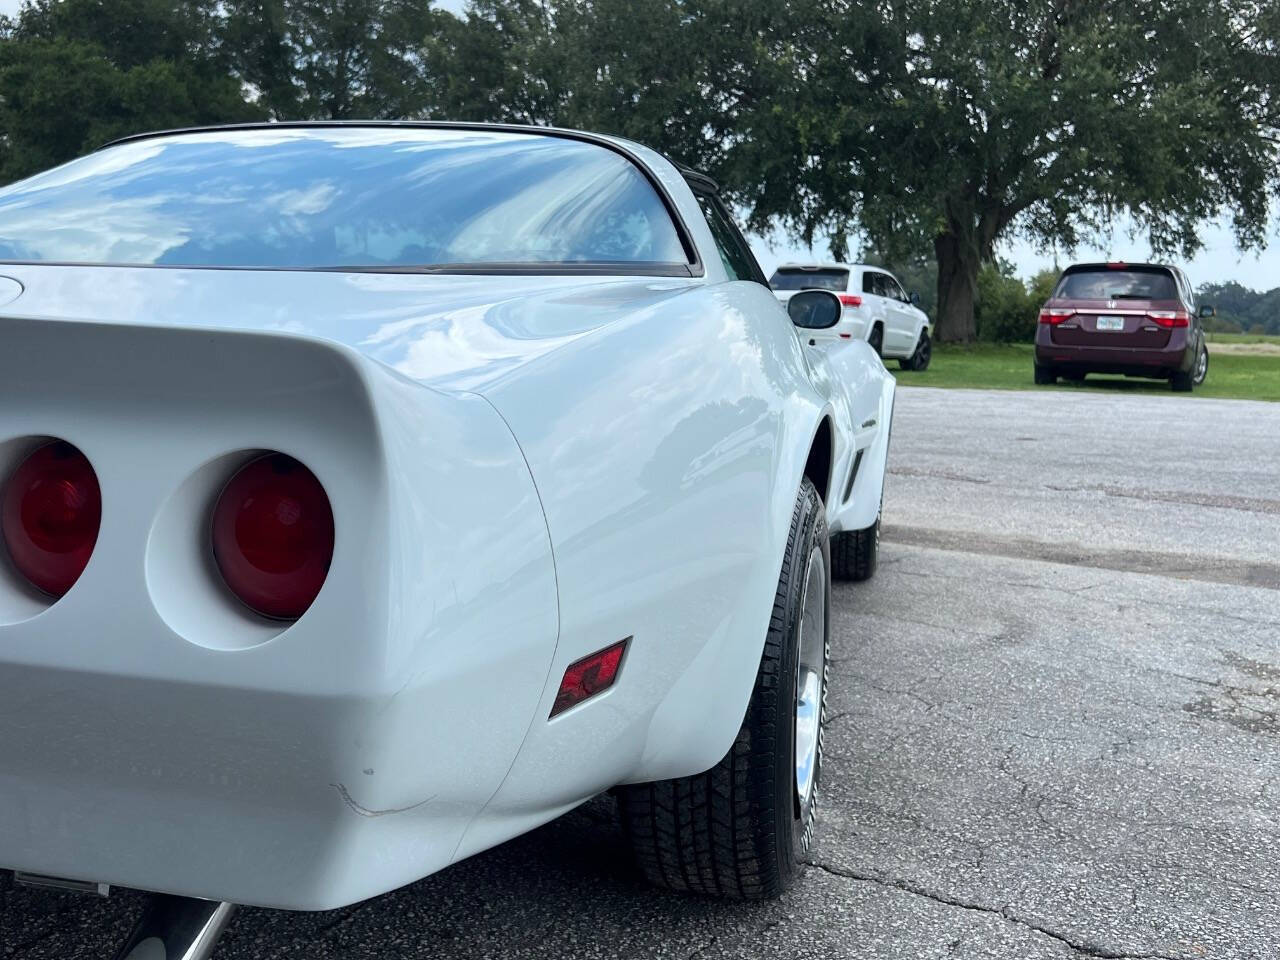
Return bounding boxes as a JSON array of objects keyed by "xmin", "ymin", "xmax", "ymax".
[
  {"xmin": 1054, "ymin": 268, "xmax": 1178, "ymax": 301},
  {"xmin": 770, "ymin": 267, "xmax": 849, "ymax": 291}
]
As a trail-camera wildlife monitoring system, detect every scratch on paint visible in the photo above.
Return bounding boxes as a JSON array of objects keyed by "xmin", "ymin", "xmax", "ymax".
[{"xmin": 331, "ymin": 783, "xmax": 435, "ymax": 818}]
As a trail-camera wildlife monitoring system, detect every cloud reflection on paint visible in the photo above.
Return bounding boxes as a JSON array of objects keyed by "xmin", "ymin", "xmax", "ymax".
[{"xmin": 0, "ymin": 128, "xmax": 688, "ymax": 269}]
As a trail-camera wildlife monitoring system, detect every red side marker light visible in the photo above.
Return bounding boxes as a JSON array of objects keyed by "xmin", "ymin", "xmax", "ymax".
[
  {"xmin": 550, "ymin": 638, "xmax": 629, "ymax": 717},
  {"xmin": 1, "ymin": 440, "xmax": 101, "ymax": 598}
]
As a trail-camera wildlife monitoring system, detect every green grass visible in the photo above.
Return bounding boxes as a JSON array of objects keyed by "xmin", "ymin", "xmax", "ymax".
[{"xmin": 902, "ymin": 342, "xmax": 1280, "ymax": 402}]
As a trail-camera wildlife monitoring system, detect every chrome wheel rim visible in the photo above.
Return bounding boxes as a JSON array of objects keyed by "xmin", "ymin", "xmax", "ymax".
[
  {"xmin": 1195, "ymin": 344, "xmax": 1208, "ymax": 384},
  {"xmin": 794, "ymin": 544, "xmax": 826, "ymax": 806}
]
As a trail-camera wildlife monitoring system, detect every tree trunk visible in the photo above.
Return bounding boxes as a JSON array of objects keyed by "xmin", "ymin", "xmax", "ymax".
[{"xmin": 933, "ymin": 230, "xmax": 979, "ymax": 343}]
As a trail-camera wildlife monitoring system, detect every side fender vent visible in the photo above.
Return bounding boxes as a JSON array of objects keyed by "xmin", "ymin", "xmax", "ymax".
[{"xmin": 842, "ymin": 449, "xmax": 865, "ymax": 506}]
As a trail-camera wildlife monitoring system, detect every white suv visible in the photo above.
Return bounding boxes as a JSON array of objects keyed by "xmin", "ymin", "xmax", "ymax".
[{"xmin": 770, "ymin": 262, "xmax": 932, "ymax": 371}]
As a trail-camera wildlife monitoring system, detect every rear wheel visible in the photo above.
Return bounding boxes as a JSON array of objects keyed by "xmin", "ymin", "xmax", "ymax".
[
  {"xmin": 867, "ymin": 324, "xmax": 884, "ymax": 357},
  {"xmin": 898, "ymin": 329, "xmax": 932, "ymax": 371},
  {"xmin": 831, "ymin": 503, "xmax": 879, "ymax": 582},
  {"xmin": 1192, "ymin": 340, "xmax": 1209, "ymax": 386},
  {"xmin": 1034, "ymin": 364, "xmax": 1057, "ymax": 385},
  {"xmin": 618, "ymin": 477, "xmax": 829, "ymax": 899}
]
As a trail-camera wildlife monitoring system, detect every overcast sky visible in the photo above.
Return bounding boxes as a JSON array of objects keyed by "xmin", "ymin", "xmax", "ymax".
[{"xmin": 0, "ymin": 0, "xmax": 1271, "ymax": 288}]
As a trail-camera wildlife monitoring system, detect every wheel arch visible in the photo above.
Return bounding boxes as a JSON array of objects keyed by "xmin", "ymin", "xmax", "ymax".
[{"xmin": 803, "ymin": 416, "xmax": 834, "ymax": 506}]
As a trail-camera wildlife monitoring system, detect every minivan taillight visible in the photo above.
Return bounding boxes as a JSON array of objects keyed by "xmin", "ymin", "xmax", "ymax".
[
  {"xmin": 1146, "ymin": 311, "xmax": 1189, "ymax": 328},
  {"xmin": 1038, "ymin": 308, "xmax": 1075, "ymax": 325},
  {"xmin": 211, "ymin": 453, "xmax": 334, "ymax": 620},
  {"xmin": 1, "ymin": 441, "xmax": 101, "ymax": 597}
]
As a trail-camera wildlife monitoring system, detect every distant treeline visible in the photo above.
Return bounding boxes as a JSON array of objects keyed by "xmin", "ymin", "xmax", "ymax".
[{"xmin": 1198, "ymin": 282, "xmax": 1280, "ymax": 336}]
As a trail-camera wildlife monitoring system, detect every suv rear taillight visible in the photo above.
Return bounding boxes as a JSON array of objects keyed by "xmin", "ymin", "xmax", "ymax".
[
  {"xmin": 211, "ymin": 453, "xmax": 334, "ymax": 620},
  {"xmin": 1038, "ymin": 308, "xmax": 1075, "ymax": 325},
  {"xmin": 1, "ymin": 441, "xmax": 101, "ymax": 597},
  {"xmin": 1146, "ymin": 311, "xmax": 1189, "ymax": 328},
  {"xmin": 838, "ymin": 294, "xmax": 862, "ymax": 307}
]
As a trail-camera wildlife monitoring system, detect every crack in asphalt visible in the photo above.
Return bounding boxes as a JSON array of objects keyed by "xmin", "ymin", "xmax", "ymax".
[
  {"xmin": 803, "ymin": 861, "xmax": 1184, "ymax": 960},
  {"xmin": 889, "ymin": 466, "xmax": 991, "ymax": 485},
  {"xmin": 881, "ymin": 525, "xmax": 1280, "ymax": 592},
  {"xmin": 1043, "ymin": 483, "xmax": 1280, "ymax": 517},
  {"xmin": 886, "ymin": 557, "xmax": 1280, "ymax": 629},
  {"xmin": 685, "ymin": 935, "xmax": 718, "ymax": 959}
]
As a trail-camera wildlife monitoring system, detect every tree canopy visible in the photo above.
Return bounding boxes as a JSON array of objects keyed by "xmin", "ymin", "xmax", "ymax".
[
  {"xmin": 736, "ymin": 0, "xmax": 1280, "ymax": 340},
  {"xmin": 0, "ymin": 0, "xmax": 1274, "ymax": 341},
  {"xmin": 0, "ymin": 0, "xmax": 258, "ymax": 181}
]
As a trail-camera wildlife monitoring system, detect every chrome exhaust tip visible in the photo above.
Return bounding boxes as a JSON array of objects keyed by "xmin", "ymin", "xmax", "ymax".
[{"xmin": 113, "ymin": 895, "xmax": 236, "ymax": 960}]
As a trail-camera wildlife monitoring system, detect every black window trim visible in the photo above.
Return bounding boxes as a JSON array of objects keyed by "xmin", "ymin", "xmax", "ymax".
[
  {"xmin": 883, "ymin": 272, "xmax": 908, "ymax": 302},
  {"xmin": 3, "ymin": 120, "xmax": 707, "ymax": 280},
  {"xmin": 684, "ymin": 179, "xmax": 769, "ymax": 287}
]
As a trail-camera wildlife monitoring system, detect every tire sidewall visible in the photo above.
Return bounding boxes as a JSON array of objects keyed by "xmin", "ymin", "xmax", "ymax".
[
  {"xmin": 771, "ymin": 481, "xmax": 830, "ymax": 880},
  {"xmin": 911, "ymin": 330, "xmax": 931, "ymax": 371}
]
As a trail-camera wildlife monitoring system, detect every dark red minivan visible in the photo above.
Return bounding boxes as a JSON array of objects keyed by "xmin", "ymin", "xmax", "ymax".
[{"xmin": 1034, "ymin": 262, "xmax": 1212, "ymax": 392}]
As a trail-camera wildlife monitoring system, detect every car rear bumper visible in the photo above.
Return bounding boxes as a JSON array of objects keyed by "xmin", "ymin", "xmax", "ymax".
[
  {"xmin": 1034, "ymin": 327, "xmax": 1194, "ymax": 376},
  {"xmin": 0, "ymin": 318, "xmax": 560, "ymax": 910},
  {"xmin": 0, "ymin": 666, "xmax": 474, "ymax": 910}
]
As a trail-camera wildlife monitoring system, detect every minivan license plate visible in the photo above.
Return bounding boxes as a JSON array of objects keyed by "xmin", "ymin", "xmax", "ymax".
[{"xmin": 1096, "ymin": 316, "xmax": 1125, "ymax": 331}]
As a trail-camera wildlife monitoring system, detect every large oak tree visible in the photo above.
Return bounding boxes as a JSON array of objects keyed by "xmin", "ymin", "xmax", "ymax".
[
  {"xmin": 731, "ymin": 0, "xmax": 1280, "ymax": 340},
  {"xmin": 428, "ymin": 0, "xmax": 1279, "ymax": 342}
]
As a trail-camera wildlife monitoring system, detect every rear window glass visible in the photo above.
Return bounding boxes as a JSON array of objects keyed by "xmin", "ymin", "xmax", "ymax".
[
  {"xmin": 1054, "ymin": 269, "xmax": 1178, "ymax": 300},
  {"xmin": 770, "ymin": 267, "xmax": 849, "ymax": 291},
  {"xmin": 0, "ymin": 128, "xmax": 690, "ymax": 270}
]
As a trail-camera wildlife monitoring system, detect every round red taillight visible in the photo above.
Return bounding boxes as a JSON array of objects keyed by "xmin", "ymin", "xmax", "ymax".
[
  {"xmin": 1, "ymin": 441, "xmax": 102, "ymax": 598},
  {"xmin": 211, "ymin": 453, "xmax": 334, "ymax": 620}
]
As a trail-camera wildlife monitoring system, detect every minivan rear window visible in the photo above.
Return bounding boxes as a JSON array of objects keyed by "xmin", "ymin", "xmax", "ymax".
[
  {"xmin": 770, "ymin": 268, "xmax": 849, "ymax": 291},
  {"xmin": 1054, "ymin": 268, "xmax": 1178, "ymax": 300}
]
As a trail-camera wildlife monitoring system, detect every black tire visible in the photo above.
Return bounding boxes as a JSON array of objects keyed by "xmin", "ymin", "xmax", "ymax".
[
  {"xmin": 1192, "ymin": 339, "xmax": 1209, "ymax": 386},
  {"xmin": 867, "ymin": 324, "xmax": 884, "ymax": 357},
  {"xmin": 831, "ymin": 507, "xmax": 879, "ymax": 582},
  {"xmin": 1034, "ymin": 364, "xmax": 1057, "ymax": 385},
  {"xmin": 618, "ymin": 478, "xmax": 830, "ymax": 900},
  {"xmin": 898, "ymin": 329, "xmax": 932, "ymax": 371}
]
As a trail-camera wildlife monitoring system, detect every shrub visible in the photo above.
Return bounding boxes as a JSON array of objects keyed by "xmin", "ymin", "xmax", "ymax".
[
  {"xmin": 1203, "ymin": 315, "xmax": 1243, "ymax": 335},
  {"xmin": 975, "ymin": 262, "xmax": 1037, "ymax": 342}
]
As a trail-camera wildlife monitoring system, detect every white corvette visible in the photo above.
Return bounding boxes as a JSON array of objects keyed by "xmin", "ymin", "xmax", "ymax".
[{"xmin": 0, "ymin": 123, "xmax": 893, "ymax": 953}]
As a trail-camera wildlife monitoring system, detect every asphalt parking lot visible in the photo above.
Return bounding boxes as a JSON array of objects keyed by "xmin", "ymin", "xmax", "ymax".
[{"xmin": 5, "ymin": 385, "xmax": 1279, "ymax": 959}]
